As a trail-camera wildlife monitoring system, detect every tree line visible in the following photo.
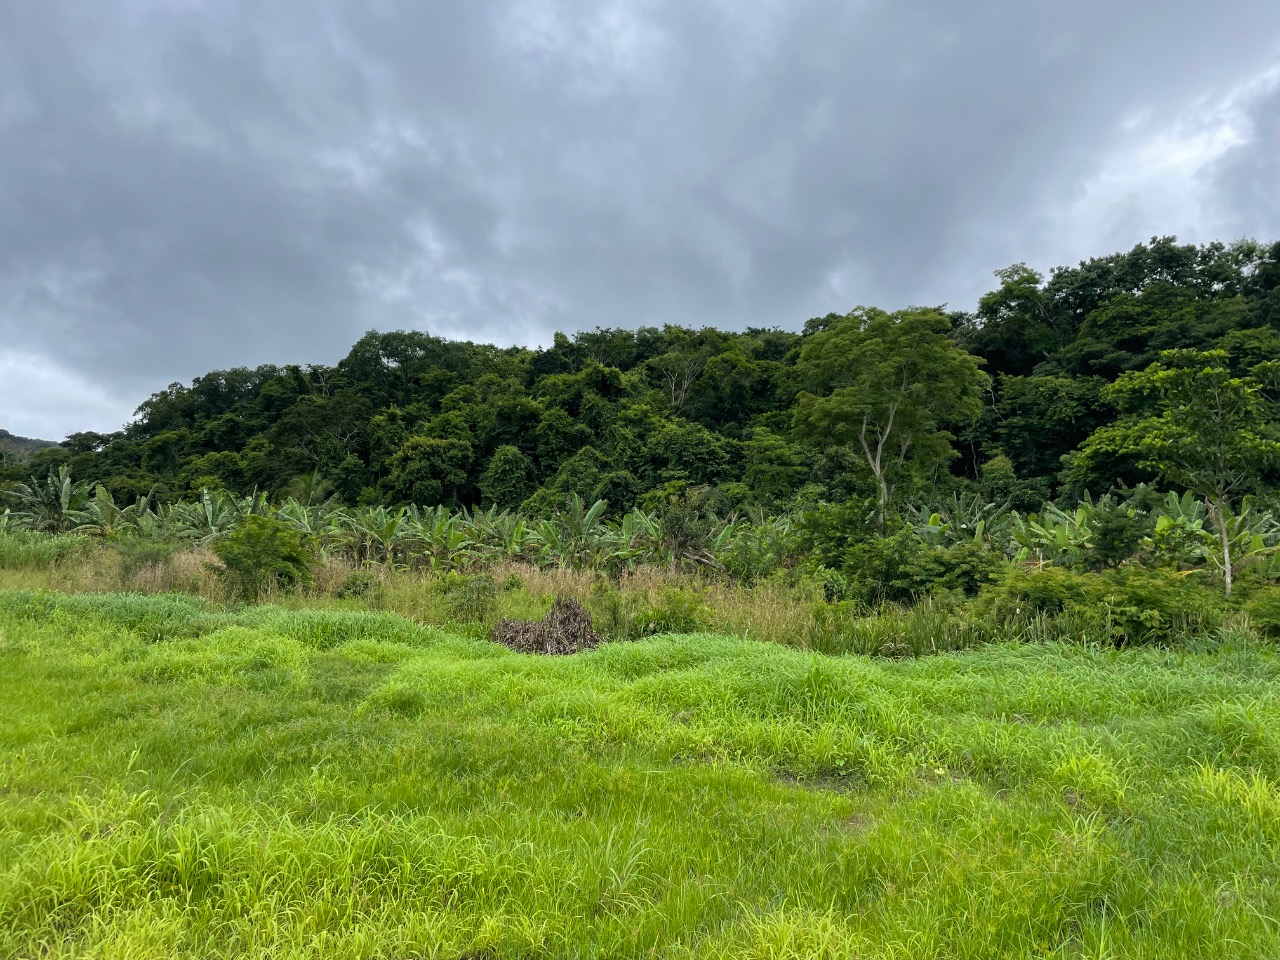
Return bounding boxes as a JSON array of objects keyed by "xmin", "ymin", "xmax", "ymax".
[{"xmin": 4, "ymin": 235, "xmax": 1279, "ymax": 594}]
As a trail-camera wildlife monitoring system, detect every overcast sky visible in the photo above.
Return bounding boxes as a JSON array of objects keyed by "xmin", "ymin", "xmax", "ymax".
[{"xmin": 2, "ymin": 1, "xmax": 1279, "ymax": 440}]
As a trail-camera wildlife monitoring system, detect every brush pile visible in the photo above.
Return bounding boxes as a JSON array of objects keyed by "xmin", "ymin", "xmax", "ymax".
[{"xmin": 491, "ymin": 597, "xmax": 601, "ymax": 654}]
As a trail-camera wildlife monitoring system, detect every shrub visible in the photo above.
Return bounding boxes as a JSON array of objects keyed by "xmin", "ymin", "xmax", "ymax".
[
  {"xmin": 1242, "ymin": 586, "xmax": 1280, "ymax": 639},
  {"xmin": 841, "ymin": 531, "xmax": 1001, "ymax": 606},
  {"xmin": 435, "ymin": 572, "xmax": 498, "ymax": 623},
  {"xmin": 1091, "ymin": 567, "xmax": 1223, "ymax": 644},
  {"xmin": 976, "ymin": 566, "xmax": 1092, "ymax": 621},
  {"xmin": 978, "ymin": 565, "xmax": 1224, "ymax": 646},
  {"xmin": 111, "ymin": 537, "xmax": 185, "ymax": 577},
  {"xmin": 638, "ymin": 587, "xmax": 712, "ymax": 635},
  {"xmin": 586, "ymin": 583, "xmax": 711, "ymax": 641},
  {"xmin": 336, "ymin": 569, "xmax": 385, "ymax": 605},
  {"xmin": 212, "ymin": 515, "xmax": 315, "ymax": 601}
]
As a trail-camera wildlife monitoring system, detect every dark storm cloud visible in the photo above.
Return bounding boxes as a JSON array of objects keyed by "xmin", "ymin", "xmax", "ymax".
[{"xmin": 2, "ymin": 0, "xmax": 1279, "ymax": 438}]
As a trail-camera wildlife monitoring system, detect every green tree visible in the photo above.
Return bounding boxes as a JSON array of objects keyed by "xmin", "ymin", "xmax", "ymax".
[
  {"xmin": 793, "ymin": 307, "xmax": 986, "ymax": 530},
  {"xmin": 992, "ymin": 375, "xmax": 1113, "ymax": 482},
  {"xmin": 384, "ymin": 436, "xmax": 474, "ymax": 507},
  {"xmin": 213, "ymin": 514, "xmax": 316, "ymax": 600},
  {"xmin": 742, "ymin": 428, "xmax": 809, "ymax": 506},
  {"xmin": 1075, "ymin": 349, "xmax": 1280, "ymax": 595},
  {"xmin": 479, "ymin": 445, "xmax": 535, "ymax": 509}
]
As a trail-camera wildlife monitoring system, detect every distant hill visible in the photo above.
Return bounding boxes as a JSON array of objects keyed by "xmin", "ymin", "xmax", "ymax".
[{"xmin": 0, "ymin": 429, "xmax": 57, "ymax": 461}]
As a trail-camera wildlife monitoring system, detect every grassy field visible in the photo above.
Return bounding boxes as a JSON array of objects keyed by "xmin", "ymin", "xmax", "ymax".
[{"xmin": 2, "ymin": 590, "xmax": 1279, "ymax": 957}]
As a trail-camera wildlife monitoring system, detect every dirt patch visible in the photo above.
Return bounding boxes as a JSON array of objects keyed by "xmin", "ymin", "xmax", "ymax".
[{"xmin": 491, "ymin": 597, "xmax": 601, "ymax": 655}]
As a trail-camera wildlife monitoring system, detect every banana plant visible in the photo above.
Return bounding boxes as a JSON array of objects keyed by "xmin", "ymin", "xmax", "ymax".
[
  {"xmin": 4, "ymin": 466, "xmax": 93, "ymax": 533},
  {"xmin": 533, "ymin": 494, "xmax": 611, "ymax": 570},
  {"xmin": 1202, "ymin": 496, "xmax": 1280, "ymax": 583},
  {"xmin": 403, "ymin": 505, "xmax": 477, "ymax": 571},
  {"xmin": 342, "ymin": 506, "xmax": 410, "ymax": 566},
  {"xmin": 466, "ymin": 507, "xmax": 535, "ymax": 564},
  {"xmin": 1143, "ymin": 491, "xmax": 1213, "ymax": 567},
  {"xmin": 1011, "ymin": 502, "xmax": 1094, "ymax": 567},
  {"xmin": 912, "ymin": 493, "xmax": 1014, "ymax": 550},
  {"xmin": 76, "ymin": 485, "xmax": 128, "ymax": 538},
  {"xmin": 167, "ymin": 488, "xmax": 260, "ymax": 544},
  {"xmin": 276, "ymin": 498, "xmax": 348, "ymax": 557}
]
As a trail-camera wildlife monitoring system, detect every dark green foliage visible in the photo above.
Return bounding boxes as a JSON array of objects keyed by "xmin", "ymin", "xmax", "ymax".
[
  {"xmin": 1243, "ymin": 585, "xmax": 1280, "ymax": 638},
  {"xmin": 978, "ymin": 455, "xmax": 1050, "ymax": 515},
  {"xmin": 977, "ymin": 566, "xmax": 1224, "ymax": 645},
  {"xmin": 479, "ymin": 445, "xmax": 535, "ymax": 509},
  {"xmin": 1082, "ymin": 496, "xmax": 1154, "ymax": 570},
  {"xmin": 5, "ymin": 235, "xmax": 1277, "ymax": 548},
  {"xmin": 840, "ymin": 531, "xmax": 1002, "ymax": 606},
  {"xmin": 384, "ymin": 436, "xmax": 473, "ymax": 508},
  {"xmin": 213, "ymin": 515, "xmax": 316, "ymax": 600}
]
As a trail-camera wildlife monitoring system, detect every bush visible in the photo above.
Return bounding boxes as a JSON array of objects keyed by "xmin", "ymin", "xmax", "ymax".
[
  {"xmin": 213, "ymin": 515, "xmax": 316, "ymax": 601},
  {"xmin": 638, "ymin": 587, "xmax": 712, "ymax": 635},
  {"xmin": 111, "ymin": 537, "xmax": 185, "ymax": 577},
  {"xmin": 841, "ymin": 531, "xmax": 1001, "ymax": 606},
  {"xmin": 1242, "ymin": 586, "xmax": 1280, "ymax": 639},
  {"xmin": 336, "ymin": 569, "xmax": 385, "ymax": 605},
  {"xmin": 975, "ymin": 566, "xmax": 1092, "ymax": 621},
  {"xmin": 977, "ymin": 565, "xmax": 1224, "ymax": 646},
  {"xmin": 587, "ymin": 583, "xmax": 712, "ymax": 641},
  {"xmin": 435, "ymin": 572, "xmax": 498, "ymax": 623},
  {"xmin": 1091, "ymin": 567, "xmax": 1223, "ymax": 644}
]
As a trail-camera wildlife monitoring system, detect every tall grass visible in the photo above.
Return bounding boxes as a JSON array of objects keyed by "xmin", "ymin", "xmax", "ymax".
[
  {"xmin": 2, "ymin": 590, "xmax": 1279, "ymax": 956},
  {"xmin": 2, "ymin": 541, "xmax": 1260, "ymax": 656},
  {"xmin": 0, "ymin": 528, "xmax": 88, "ymax": 570}
]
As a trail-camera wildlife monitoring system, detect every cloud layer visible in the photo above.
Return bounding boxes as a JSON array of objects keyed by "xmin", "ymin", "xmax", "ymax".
[{"xmin": 2, "ymin": 0, "xmax": 1279, "ymax": 438}]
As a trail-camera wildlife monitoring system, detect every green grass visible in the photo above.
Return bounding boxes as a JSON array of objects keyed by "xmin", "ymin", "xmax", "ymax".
[
  {"xmin": 2, "ymin": 590, "xmax": 1279, "ymax": 957},
  {"xmin": 0, "ymin": 529, "xmax": 88, "ymax": 571}
]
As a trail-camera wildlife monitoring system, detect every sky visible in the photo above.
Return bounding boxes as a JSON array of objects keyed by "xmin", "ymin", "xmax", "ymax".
[{"xmin": 2, "ymin": 1, "xmax": 1279, "ymax": 440}]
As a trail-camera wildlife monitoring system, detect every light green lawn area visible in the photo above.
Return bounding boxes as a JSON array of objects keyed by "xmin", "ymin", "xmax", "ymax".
[{"xmin": 1, "ymin": 590, "xmax": 1279, "ymax": 958}]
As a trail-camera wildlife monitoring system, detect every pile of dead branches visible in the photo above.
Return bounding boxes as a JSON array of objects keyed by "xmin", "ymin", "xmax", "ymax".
[{"xmin": 491, "ymin": 597, "xmax": 601, "ymax": 655}]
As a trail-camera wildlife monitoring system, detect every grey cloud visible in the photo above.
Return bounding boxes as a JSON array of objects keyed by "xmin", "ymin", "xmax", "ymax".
[
  {"xmin": 1210, "ymin": 79, "xmax": 1280, "ymax": 238},
  {"xmin": 2, "ymin": 0, "xmax": 1279, "ymax": 437}
]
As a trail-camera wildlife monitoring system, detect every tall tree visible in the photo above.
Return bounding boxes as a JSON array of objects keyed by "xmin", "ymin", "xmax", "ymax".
[
  {"xmin": 793, "ymin": 307, "xmax": 987, "ymax": 530},
  {"xmin": 1074, "ymin": 349, "xmax": 1280, "ymax": 596}
]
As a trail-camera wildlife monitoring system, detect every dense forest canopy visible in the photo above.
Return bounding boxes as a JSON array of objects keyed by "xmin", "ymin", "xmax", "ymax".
[{"xmin": 6, "ymin": 237, "xmax": 1279, "ymax": 518}]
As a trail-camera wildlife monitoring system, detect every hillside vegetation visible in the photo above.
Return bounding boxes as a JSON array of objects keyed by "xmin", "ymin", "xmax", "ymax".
[
  {"xmin": 0, "ymin": 429, "xmax": 56, "ymax": 466},
  {"xmin": 3, "ymin": 591, "xmax": 1280, "ymax": 958},
  {"xmin": 4, "ymin": 236, "xmax": 1278, "ymax": 623},
  {"xmin": 7, "ymin": 237, "xmax": 1279, "ymax": 517}
]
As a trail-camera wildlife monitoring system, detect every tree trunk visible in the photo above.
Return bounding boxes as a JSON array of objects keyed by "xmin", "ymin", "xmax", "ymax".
[
  {"xmin": 876, "ymin": 472, "xmax": 890, "ymax": 536},
  {"xmin": 1220, "ymin": 515, "xmax": 1233, "ymax": 599},
  {"xmin": 1210, "ymin": 495, "xmax": 1233, "ymax": 598}
]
